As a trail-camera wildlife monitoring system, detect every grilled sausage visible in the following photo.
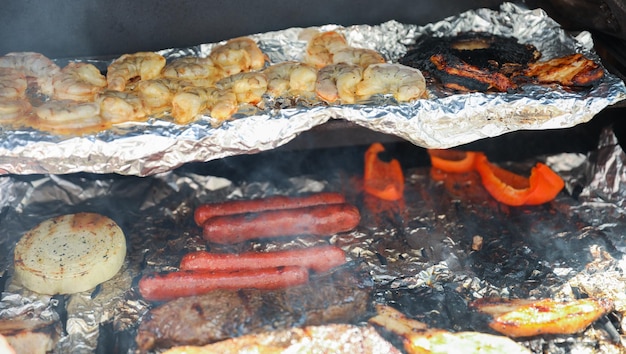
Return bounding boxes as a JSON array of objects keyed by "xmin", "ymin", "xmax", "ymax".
[
  {"xmin": 180, "ymin": 245, "xmax": 347, "ymax": 273},
  {"xmin": 202, "ymin": 203, "xmax": 361, "ymax": 244},
  {"xmin": 138, "ymin": 266, "xmax": 310, "ymax": 302},
  {"xmin": 194, "ymin": 192, "xmax": 347, "ymax": 227}
]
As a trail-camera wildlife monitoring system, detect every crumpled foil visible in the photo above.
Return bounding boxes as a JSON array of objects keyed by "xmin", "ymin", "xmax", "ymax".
[
  {"xmin": 2, "ymin": 125, "xmax": 626, "ymax": 353},
  {"xmin": 1, "ymin": 2, "xmax": 625, "ymax": 176}
]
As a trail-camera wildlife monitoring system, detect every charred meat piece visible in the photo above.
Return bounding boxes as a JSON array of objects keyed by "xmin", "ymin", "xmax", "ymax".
[
  {"xmin": 524, "ymin": 53, "xmax": 605, "ymax": 87},
  {"xmin": 399, "ymin": 32, "xmax": 540, "ymax": 93},
  {"xmin": 135, "ymin": 267, "xmax": 373, "ymax": 352},
  {"xmin": 401, "ymin": 32, "xmax": 605, "ymax": 92},
  {"xmin": 447, "ymin": 32, "xmax": 541, "ymax": 70},
  {"xmin": 399, "ymin": 35, "xmax": 453, "ymax": 85},
  {"xmin": 162, "ymin": 323, "xmax": 402, "ymax": 354},
  {"xmin": 429, "ymin": 53, "xmax": 517, "ymax": 92}
]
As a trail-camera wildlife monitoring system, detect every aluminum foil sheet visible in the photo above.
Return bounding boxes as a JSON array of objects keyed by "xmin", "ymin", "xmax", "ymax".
[
  {"xmin": 2, "ymin": 126, "xmax": 626, "ymax": 353},
  {"xmin": 1, "ymin": 2, "xmax": 625, "ymax": 176}
]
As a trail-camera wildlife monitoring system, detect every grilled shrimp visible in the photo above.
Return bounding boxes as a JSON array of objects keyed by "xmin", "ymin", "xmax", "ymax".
[
  {"xmin": 97, "ymin": 90, "xmax": 148, "ymax": 124},
  {"xmin": 206, "ymin": 88, "xmax": 238, "ymax": 121},
  {"xmin": 209, "ymin": 37, "xmax": 267, "ymax": 76},
  {"xmin": 52, "ymin": 62, "xmax": 107, "ymax": 101},
  {"xmin": 34, "ymin": 99, "xmax": 102, "ymax": 131},
  {"xmin": 0, "ymin": 98, "xmax": 31, "ymax": 122},
  {"xmin": 262, "ymin": 61, "xmax": 318, "ymax": 97},
  {"xmin": 356, "ymin": 63, "xmax": 426, "ymax": 102},
  {"xmin": 106, "ymin": 52, "xmax": 166, "ymax": 91},
  {"xmin": 315, "ymin": 63, "xmax": 363, "ymax": 104},
  {"xmin": 162, "ymin": 56, "xmax": 224, "ymax": 84},
  {"xmin": 171, "ymin": 86, "xmax": 211, "ymax": 124},
  {"xmin": 304, "ymin": 30, "xmax": 349, "ymax": 69},
  {"xmin": 171, "ymin": 86, "xmax": 238, "ymax": 124},
  {"xmin": 135, "ymin": 78, "xmax": 187, "ymax": 114},
  {"xmin": 216, "ymin": 71, "xmax": 268, "ymax": 105},
  {"xmin": 0, "ymin": 68, "xmax": 28, "ymax": 99},
  {"xmin": 0, "ymin": 52, "xmax": 60, "ymax": 95},
  {"xmin": 332, "ymin": 47, "xmax": 386, "ymax": 68}
]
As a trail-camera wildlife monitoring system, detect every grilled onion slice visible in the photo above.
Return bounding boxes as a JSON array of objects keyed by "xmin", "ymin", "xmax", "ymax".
[{"xmin": 13, "ymin": 213, "xmax": 126, "ymax": 295}]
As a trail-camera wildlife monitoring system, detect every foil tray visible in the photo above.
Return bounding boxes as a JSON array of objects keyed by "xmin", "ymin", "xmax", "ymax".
[
  {"xmin": 1, "ymin": 2, "xmax": 625, "ymax": 176},
  {"xmin": 1, "ymin": 126, "xmax": 625, "ymax": 353}
]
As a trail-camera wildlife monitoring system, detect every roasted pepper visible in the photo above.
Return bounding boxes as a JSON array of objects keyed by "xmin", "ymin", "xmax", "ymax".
[
  {"xmin": 428, "ymin": 148, "xmax": 564, "ymax": 206},
  {"xmin": 474, "ymin": 153, "xmax": 564, "ymax": 206},
  {"xmin": 364, "ymin": 142, "xmax": 404, "ymax": 201},
  {"xmin": 427, "ymin": 149, "xmax": 482, "ymax": 173}
]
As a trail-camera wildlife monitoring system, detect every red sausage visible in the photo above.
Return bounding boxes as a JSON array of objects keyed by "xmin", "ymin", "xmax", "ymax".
[
  {"xmin": 138, "ymin": 266, "xmax": 309, "ymax": 302},
  {"xmin": 180, "ymin": 245, "xmax": 347, "ymax": 273},
  {"xmin": 202, "ymin": 203, "xmax": 361, "ymax": 244},
  {"xmin": 194, "ymin": 192, "xmax": 346, "ymax": 227}
]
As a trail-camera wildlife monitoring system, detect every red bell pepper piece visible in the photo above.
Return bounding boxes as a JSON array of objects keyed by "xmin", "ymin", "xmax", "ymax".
[
  {"xmin": 523, "ymin": 163, "xmax": 566, "ymax": 205},
  {"xmin": 364, "ymin": 143, "xmax": 404, "ymax": 201},
  {"xmin": 474, "ymin": 153, "xmax": 564, "ymax": 206},
  {"xmin": 427, "ymin": 149, "xmax": 482, "ymax": 173}
]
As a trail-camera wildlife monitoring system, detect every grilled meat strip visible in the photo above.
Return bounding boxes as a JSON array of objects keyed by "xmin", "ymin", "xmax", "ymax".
[
  {"xmin": 0, "ymin": 320, "xmax": 61, "ymax": 354},
  {"xmin": 525, "ymin": 53, "xmax": 605, "ymax": 87},
  {"xmin": 135, "ymin": 266, "xmax": 373, "ymax": 352},
  {"xmin": 429, "ymin": 53, "xmax": 517, "ymax": 92},
  {"xmin": 162, "ymin": 324, "xmax": 402, "ymax": 354}
]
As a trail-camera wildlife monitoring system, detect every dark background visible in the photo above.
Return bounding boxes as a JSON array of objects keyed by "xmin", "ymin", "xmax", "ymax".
[
  {"xmin": 3, "ymin": 0, "xmax": 624, "ymax": 59},
  {"xmin": 0, "ymin": 0, "xmax": 541, "ymax": 58}
]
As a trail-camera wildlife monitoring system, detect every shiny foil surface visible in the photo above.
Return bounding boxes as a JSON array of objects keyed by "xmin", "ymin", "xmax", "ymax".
[{"xmin": 0, "ymin": 2, "xmax": 625, "ymax": 176}]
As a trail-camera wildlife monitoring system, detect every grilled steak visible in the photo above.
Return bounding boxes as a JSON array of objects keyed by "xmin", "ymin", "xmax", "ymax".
[{"xmin": 135, "ymin": 266, "xmax": 373, "ymax": 352}]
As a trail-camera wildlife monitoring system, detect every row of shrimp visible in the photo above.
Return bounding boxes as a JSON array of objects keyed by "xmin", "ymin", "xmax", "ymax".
[
  {"xmin": 0, "ymin": 37, "xmax": 267, "ymax": 132},
  {"xmin": 302, "ymin": 30, "xmax": 427, "ymax": 104},
  {"xmin": 0, "ymin": 30, "xmax": 427, "ymax": 134},
  {"xmin": 0, "ymin": 51, "xmax": 115, "ymax": 132},
  {"xmin": 0, "ymin": 52, "xmax": 59, "ymax": 125}
]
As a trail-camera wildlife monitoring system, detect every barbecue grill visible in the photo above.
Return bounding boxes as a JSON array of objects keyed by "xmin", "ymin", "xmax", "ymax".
[{"xmin": 1, "ymin": 1, "xmax": 626, "ymax": 353}]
